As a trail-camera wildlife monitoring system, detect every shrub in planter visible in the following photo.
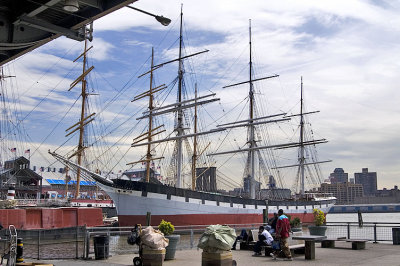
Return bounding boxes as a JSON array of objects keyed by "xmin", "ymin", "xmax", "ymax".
[
  {"xmin": 158, "ymin": 219, "xmax": 174, "ymax": 236},
  {"xmin": 158, "ymin": 220, "xmax": 180, "ymax": 260},
  {"xmin": 308, "ymin": 208, "xmax": 327, "ymax": 236}
]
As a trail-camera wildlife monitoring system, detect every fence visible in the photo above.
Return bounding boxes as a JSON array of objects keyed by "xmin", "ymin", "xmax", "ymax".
[
  {"xmin": 0, "ymin": 226, "xmax": 86, "ymax": 260},
  {"xmin": 325, "ymin": 222, "xmax": 400, "ymax": 242},
  {"xmin": 7, "ymin": 222, "xmax": 400, "ymax": 259}
]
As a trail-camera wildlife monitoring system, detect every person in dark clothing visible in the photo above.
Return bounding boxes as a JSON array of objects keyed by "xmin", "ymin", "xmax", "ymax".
[
  {"xmin": 253, "ymin": 226, "xmax": 273, "ymax": 256},
  {"xmin": 269, "ymin": 213, "xmax": 278, "ymax": 233},
  {"xmin": 232, "ymin": 229, "xmax": 248, "ymax": 250}
]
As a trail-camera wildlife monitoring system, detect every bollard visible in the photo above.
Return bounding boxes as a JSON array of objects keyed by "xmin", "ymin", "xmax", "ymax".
[
  {"xmin": 263, "ymin": 209, "xmax": 268, "ymax": 224},
  {"xmin": 16, "ymin": 238, "xmax": 23, "ymax": 263},
  {"xmin": 146, "ymin": 212, "xmax": 151, "ymax": 226}
]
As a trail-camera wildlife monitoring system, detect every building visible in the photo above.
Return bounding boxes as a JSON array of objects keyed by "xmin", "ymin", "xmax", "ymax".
[
  {"xmin": 354, "ymin": 185, "xmax": 400, "ymax": 204},
  {"xmin": 330, "ymin": 168, "xmax": 348, "ymax": 184},
  {"xmin": 0, "ymin": 156, "xmax": 42, "ymax": 199},
  {"xmin": 259, "ymin": 188, "xmax": 291, "ymax": 200},
  {"xmin": 354, "ymin": 168, "xmax": 377, "ymax": 196},
  {"xmin": 243, "ymin": 175, "xmax": 261, "ymax": 194},
  {"xmin": 196, "ymin": 167, "xmax": 217, "ymax": 192},
  {"xmin": 319, "ymin": 182, "xmax": 364, "ymax": 204}
]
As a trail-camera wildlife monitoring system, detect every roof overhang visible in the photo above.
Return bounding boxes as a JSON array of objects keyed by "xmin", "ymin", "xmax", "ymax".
[{"xmin": 0, "ymin": 0, "xmax": 137, "ymax": 65}]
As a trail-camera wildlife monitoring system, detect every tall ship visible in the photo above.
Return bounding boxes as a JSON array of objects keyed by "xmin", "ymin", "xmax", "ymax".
[{"xmin": 51, "ymin": 14, "xmax": 335, "ymax": 226}]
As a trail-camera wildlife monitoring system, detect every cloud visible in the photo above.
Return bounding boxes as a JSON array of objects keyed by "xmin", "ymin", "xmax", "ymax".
[{"xmin": 4, "ymin": 0, "xmax": 400, "ymax": 191}]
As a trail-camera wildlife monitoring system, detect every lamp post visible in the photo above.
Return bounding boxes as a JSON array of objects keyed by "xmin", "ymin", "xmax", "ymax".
[{"xmin": 127, "ymin": 6, "xmax": 171, "ymax": 26}]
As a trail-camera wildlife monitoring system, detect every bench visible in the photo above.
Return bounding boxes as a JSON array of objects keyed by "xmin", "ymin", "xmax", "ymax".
[
  {"xmin": 262, "ymin": 243, "xmax": 305, "ymax": 257},
  {"xmin": 320, "ymin": 237, "xmax": 368, "ymax": 250},
  {"xmin": 289, "ymin": 244, "xmax": 305, "ymax": 255},
  {"xmin": 237, "ymin": 229, "xmax": 257, "ymax": 250},
  {"xmin": 347, "ymin": 239, "xmax": 368, "ymax": 250},
  {"xmin": 292, "ymin": 235, "xmax": 326, "ymax": 260}
]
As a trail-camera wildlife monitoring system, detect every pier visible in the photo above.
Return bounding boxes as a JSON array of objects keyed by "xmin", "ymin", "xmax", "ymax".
[{"xmin": 26, "ymin": 242, "xmax": 400, "ymax": 265}]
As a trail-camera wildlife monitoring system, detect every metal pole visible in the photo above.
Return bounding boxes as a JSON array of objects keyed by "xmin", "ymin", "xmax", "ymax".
[
  {"xmin": 146, "ymin": 212, "xmax": 151, "ymax": 226},
  {"xmin": 85, "ymin": 230, "xmax": 90, "ymax": 259},
  {"xmin": 37, "ymin": 230, "xmax": 40, "ymax": 260},
  {"xmin": 373, "ymin": 223, "xmax": 378, "ymax": 243},
  {"xmin": 263, "ymin": 209, "xmax": 268, "ymax": 224},
  {"xmin": 190, "ymin": 228, "xmax": 194, "ymax": 249},
  {"xmin": 76, "ymin": 226, "xmax": 79, "ymax": 259},
  {"xmin": 347, "ymin": 223, "xmax": 350, "ymax": 239}
]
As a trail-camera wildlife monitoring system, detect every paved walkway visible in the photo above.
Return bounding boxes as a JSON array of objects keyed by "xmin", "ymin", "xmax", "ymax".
[{"xmin": 27, "ymin": 242, "xmax": 400, "ymax": 266}]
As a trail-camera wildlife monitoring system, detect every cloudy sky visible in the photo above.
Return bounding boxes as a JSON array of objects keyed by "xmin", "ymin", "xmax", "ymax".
[{"xmin": 3, "ymin": 0, "xmax": 400, "ymax": 190}]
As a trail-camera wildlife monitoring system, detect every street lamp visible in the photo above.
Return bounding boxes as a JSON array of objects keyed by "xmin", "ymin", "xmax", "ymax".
[
  {"xmin": 63, "ymin": 0, "xmax": 79, "ymax": 12},
  {"xmin": 127, "ymin": 6, "xmax": 171, "ymax": 26}
]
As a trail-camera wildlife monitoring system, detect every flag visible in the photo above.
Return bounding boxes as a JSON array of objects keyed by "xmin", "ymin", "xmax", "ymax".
[
  {"xmin": 25, "ymin": 149, "xmax": 30, "ymax": 153},
  {"xmin": 10, "ymin": 148, "xmax": 16, "ymax": 152}
]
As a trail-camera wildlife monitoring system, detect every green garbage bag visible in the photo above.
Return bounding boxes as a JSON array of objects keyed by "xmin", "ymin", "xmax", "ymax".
[{"xmin": 197, "ymin": 224, "xmax": 236, "ymax": 252}]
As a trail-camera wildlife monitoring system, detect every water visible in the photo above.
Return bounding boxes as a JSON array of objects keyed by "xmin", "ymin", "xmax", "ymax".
[
  {"xmin": 325, "ymin": 212, "xmax": 400, "ymax": 242},
  {"xmin": 327, "ymin": 212, "xmax": 400, "ymax": 223}
]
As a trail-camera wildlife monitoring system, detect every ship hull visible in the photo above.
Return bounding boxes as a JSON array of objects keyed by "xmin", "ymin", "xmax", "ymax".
[{"xmin": 98, "ymin": 179, "xmax": 335, "ymax": 226}]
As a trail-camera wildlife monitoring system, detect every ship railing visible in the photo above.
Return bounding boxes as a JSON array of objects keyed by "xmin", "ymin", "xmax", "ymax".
[{"xmin": 13, "ymin": 199, "xmax": 69, "ymax": 206}]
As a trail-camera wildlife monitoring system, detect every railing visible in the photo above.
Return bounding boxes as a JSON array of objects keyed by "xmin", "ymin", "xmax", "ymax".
[
  {"xmin": 325, "ymin": 222, "xmax": 400, "ymax": 242},
  {"xmin": 3, "ymin": 226, "xmax": 86, "ymax": 260},
  {"xmin": 81, "ymin": 223, "xmax": 269, "ymax": 259},
  {"xmin": 14, "ymin": 222, "xmax": 400, "ymax": 260}
]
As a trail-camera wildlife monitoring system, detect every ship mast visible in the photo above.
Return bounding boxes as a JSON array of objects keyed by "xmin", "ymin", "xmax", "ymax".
[
  {"xmin": 176, "ymin": 4, "xmax": 184, "ymax": 188},
  {"xmin": 271, "ymin": 77, "xmax": 331, "ymax": 195},
  {"xmin": 145, "ymin": 48, "xmax": 155, "ymax": 183},
  {"xmin": 65, "ymin": 25, "xmax": 95, "ymax": 199},
  {"xmin": 299, "ymin": 77, "xmax": 305, "ymax": 195},
  {"xmin": 191, "ymin": 84, "xmax": 198, "ymax": 190},
  {"xmin": 131, "ymin": 7, "xmax": 219, "ymax": 190},
  {"xmin": 248, "ymin": 19, "xmax": 256, "ymax": 199},
  {"xmin": 208, "ymin": 20, "xmax": 282, "ymax": 199},
  {"xmin": 75, "ymin": 37, "xmax": 87, "ymax": 198}
]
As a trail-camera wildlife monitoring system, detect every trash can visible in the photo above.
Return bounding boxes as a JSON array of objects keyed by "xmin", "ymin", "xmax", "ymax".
[
  {"xmin": 393, "ymin": 228, "xmax": 400, "ymax": 245},
  {"xmin": 93, "ymin": 235, "xmax": 109, "ymax": 259}
]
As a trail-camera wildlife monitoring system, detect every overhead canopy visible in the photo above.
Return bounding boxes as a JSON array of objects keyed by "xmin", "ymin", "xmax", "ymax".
[{"xmin": 0, "ymin": 0, "xmax": 136, "ymax": 65}]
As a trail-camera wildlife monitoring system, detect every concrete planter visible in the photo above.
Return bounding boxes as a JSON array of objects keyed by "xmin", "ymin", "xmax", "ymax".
[
  {"xmin": 308, "ymin": 225, "xmax": 327, "ymax": 236},
  {"xmin": 165, "ymin": 234, "xmax": 180, "ymax": 260}
]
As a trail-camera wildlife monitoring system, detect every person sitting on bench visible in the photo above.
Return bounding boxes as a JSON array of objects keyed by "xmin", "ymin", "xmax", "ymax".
[
  {"xmin": 253, "ymin": 226, "xmax": 273, "ymax": 256},
  {"xmin": 232, "ymin": 229, "xmax": 248, "ymax": 250}
]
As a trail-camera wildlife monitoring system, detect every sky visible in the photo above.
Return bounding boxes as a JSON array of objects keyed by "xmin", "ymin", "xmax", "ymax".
[{"xmin": 2, "ymin": 0, "xmax": 400, "ymax": 190}]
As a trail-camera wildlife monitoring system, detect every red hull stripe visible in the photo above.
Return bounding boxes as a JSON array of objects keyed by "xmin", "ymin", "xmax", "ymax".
[{"xmin": 119, "ymin": 212, "xmax": 319, "ymax": 227}]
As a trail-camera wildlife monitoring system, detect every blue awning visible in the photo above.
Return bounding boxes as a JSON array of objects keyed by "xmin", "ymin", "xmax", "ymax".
[{"xmin": 46, "ymin": 179, "xmax": 96, "ymax": 186}]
